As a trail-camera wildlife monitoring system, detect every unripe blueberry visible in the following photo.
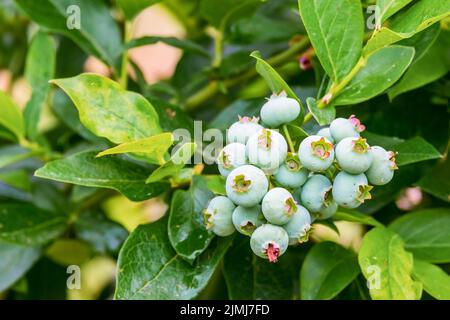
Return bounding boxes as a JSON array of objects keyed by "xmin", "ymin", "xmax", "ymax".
[
  {"xmin": 274, "ymin": 153, "xmax": 309, "ymax": 189},
  {"xmin": 227, "ymin": 116, "xmax": 263, "ymax": 144},
  {"xmin": 225, "ymin": 165, "xmax": 269, "ymax": 207},
  {"xmin": 250, "ymin": 224, "xmax": 289, "ymax": 263},
  {"xmin": 335, "ymin": 137, "xmax": 373, "ymax": 174},
  {"xmin": 301, "ymin": 174, "xmax": 337, "ymax": 218},
  {"xmin": 260, "ymin": 91, "xmax": 300, "ymax": 128},
  {"xmin": 282, "ymin": 205, "xmax": 312, "ymax": 245},
  {"xmin": 332, "ymin": 171, "xmax": 373, "ymax": 209},
  {"xmin": 298, "ymin": 135, "xmax": 334, "ymax": 172},
  {"xmin": 330, "ymin": 115, "xmax": 365, "ymax": 143},
  {"xmin": 366, "ymin": 146, "xmax": 398, "ymax": 185},
  {"xmin": 203, "ymin": 196, "xmax": 236, "ymax": 236},
  {"xmin": 246, "ymin": 128, "xmax": 288, "ymax": 172},
  {"xmin": 317, "ymin": 127, "xmax": 335, "ymax": 143},
  {"xmin": 232, "ymin": 205, "xmax": 266, "ymax": 236},
  {"xmin": 262, "ymin": 187, "xmax": 297, "ymax": 225},
  {"xmin": 217, "ymin": 142, "xmax": 247, "ymax": 177}
]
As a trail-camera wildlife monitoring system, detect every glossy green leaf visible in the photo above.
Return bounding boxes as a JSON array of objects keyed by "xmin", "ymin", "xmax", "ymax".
[
  {"xmin": 376, "ymin": 0, "xmax": 413, "ymax": 24},
  {"xmin": 97, "ymin": 132, "xmax": 174, "ymax": 164},
  {"xmin": 15, "ymin": 0, "xmax": 122, "ymax": 69},
  {"xmin": 117, "ymin": 0, "xmax": 161, "ymax": 20},
  {"xmin": 200, "ymin": 0, "xmax": 263, "ymax": 30},
  {"xmin": 250, "ymin": 51, "xmax": 304, "ymax": 119},
  {"xmin": 394, "ymin": 136, "xmax": 442, "ymax": 166},
  {"xmin": 358, "ymin": 227, "xmax": 422, "ymax": 300},
  {"xmin": 389, "ymin": 39, "xmax": 449, "ymax": 100},
  {"xmin": 23, "ymin": 31, "xmax": 56, "ymax": 139},
  {"xmin": 0, "ymin": 242, "xmax": 41, "ymax": 292},
  {"xmin": 51, "ymin": 73, "xmax": 162, "ymax": 144},
  {"xmin": 204, "ymin": 175, "xmax": 226, "ymax": 196},
  {"xmin": 125, "ymin": 36, "xmax": 210, "ymax": 57},
  {"xmin": 0, "ymin": 91, "xmax": 24, "ymax": 141},
  {"xmin": 74, "ymin": 210, "xmax": 128, "ymax": 255},
  {"xmin": 168, "ymin": 175, "xmax": 215, "ymax": 263},
  {"xmin": 416, "ymin": 156, "xmax": 450, "ymax": 203},
  {"xmin": 223, "ymin": 236, "xmax": 303, "ymax": 299},
  {"xmin": 334, "ymin": 209, "xmax": 384, "ymax": 228},
  {"xmin": 146, "ymin": 142, "xmax": 196, "ymax": 183},
  {"xmin": 301, "ymin": 242, "xmax": 360, "ymax": 300},
  {"xmin": 412, "ymin": 259, "xmax": 450, "ymax": 300},
  {"xmin": 364, "ymin": 0, "xmax": 450, "ymax": 55},
  {"xmin": 115, "ymin": 217, "xmax": 233, "ymax": 299},
  {"xmin": 35, "ymin": 151, "xmax": 169, "ymax": 202},
  {"xmin": 51, "ymin": 89, "xmax": 105, "ymax": 144},
  {"xmin": 389, "ymin": 208, "xmax": 450, "ymax": 263},
  {"xmin": 298, "ymin": 0, "xmax": 364, "ymax": 82},
  {"xmin": 0, "ymin": 146, "xmax": 34, "ymax": 169},
  {"xmin": 333, "ymin": 46, "xmax": 415, "ymax": 106},
  {"xmin": 306, "ymin": 97, "xmax": 335, "ymax": 125},
  {"xmin": 0, "ymin": 203, "xmax": 66, "ymax": 246}
]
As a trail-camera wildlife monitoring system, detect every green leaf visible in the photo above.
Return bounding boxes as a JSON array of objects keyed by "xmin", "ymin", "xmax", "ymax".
[
  {"xmin": 50, "ymin": 73, "xmax": 162, "ymax": 144},
  {"xmin": 358, "ymin": 227, "xmax": 422, "ymax": 300},
  {"xmin": 0, "ymin": 169, "xmax": 31, "ymax": 191},
  {"xmin": 200, "ymin": 0, "xmax": 263, "ymax": 31},
  {"xmin": 412, "ymin": 259, "xmax": 450, "ymax": 300},
  {"xmin": 35, "ymin": 151, "xmax": 169, "ymax": 202},
  {"xmin": 0, "ymin": 146, "xmax": 35, "ymax": 169},
  {"xmin": 250, "ymin": 51, "xmax": 304, "ymax": 119},
  {"xmin": 389, "ymin": 39, "xmax": 449, "ymax": 100},
  {"xmin": 204, "ymin": 175, "xmax": 226, "ymax": 195},
  {"xmin": 298, "ymin": 0, "xmax": 364, "ymax": 82},
  {"xmin": 125, "ymin": 36, "xmax": 210, "ymax": 57},
  {"xmin": 0, "ymin": 91, "xmax": 24, "ymax": 141},
  {"xmin": 74, "ymin": 210, "xmax": 128, "ymax": 255},
  {"xmin": 306, "ymin": 97, "xmax": 335, "ymax": 125},
  {"xmin": 0, "ymin": 242, "xmax": 41, "ymax": 292},
  {"xmin": 117, "ymin": 0, "xmax": 161, "ymax": 20},
  {"xmin": 389, "ymin": 208, "xmax": 450, "ymax": 263},
  {"xmin": 0, "ymin": 203, "xmax": 67, "ymax": 246},
  {"xmin": 223, "ymin": 236, "xmax": 303, "ymax": 299},
  {"xmin": 23, "ymin": 31, "xmax": 56, "ymax": 139},
  {"xmin": 15, "ymin": 0, "xmax": 122, "ymax": 69},
  {"xmin": 333, "ymin": 46, "xmax": 415, "ymax": 106},
  {"xmin": 364, "ymin": 0, "xmax": 450, "ymax": 55},
  {"xmin": 334, "ymin": 209, "xmax": 384, "ymax": 228},
  {"xmin": 376, "ymin": 0, "xmax": 414, "ymax": 24},
  {"xmin": 168, "ymin": 175, "xmax": 215, "ymax": 263},
  {"xmin": 97, "ymin": 132, "xmax": 174, "ymax": 164},
  {"xmin": 51, "ymin": 89, "xmax": 106, "ymax": 144},
  {"xmin": 393, "ymin": 136, "xmax": 442, "ymax": 166},
  {"xmin": 115, "ymin": 217, "xmax": 232, "ymax": 299},
  {"xmin": 300, "ymin": 242, "xmax": 360, "ymax": 300},
  {"xmin": 416, "ymin": 156, "xmax": 450, "ymax": 203},
  {"xmin": 390, "ymin": 0, "xmax": 450, "ymax": 34},
  {"xmin": 146, "ymin": 142, "xmax": 196, "ymax": 183}
]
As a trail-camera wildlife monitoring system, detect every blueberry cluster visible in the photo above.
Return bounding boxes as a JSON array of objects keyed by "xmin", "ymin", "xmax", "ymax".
[{"xmin": 203, "ymin": 92, "xmax": 398, "ymax": 263}]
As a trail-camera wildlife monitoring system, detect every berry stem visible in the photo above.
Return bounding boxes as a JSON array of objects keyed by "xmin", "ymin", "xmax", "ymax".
[
  {"xmin": 282, "ymin": 124, "xmax": 295, "ymax": 153},
  {"xmin": 119, "ymin": 21, "xmax": 132, "ymax": 89}
]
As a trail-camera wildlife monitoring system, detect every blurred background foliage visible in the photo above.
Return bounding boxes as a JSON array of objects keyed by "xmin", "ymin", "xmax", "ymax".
[{"xmin": 0, "ymin": 0, "xmax": 449, "ymax": 300}]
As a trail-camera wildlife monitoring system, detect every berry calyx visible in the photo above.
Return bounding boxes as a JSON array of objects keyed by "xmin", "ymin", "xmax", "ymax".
[
  {"xmin": 232, "ymin": 174, "xmax": 252, "ymax": 193},
  {"xmin": 311, "ymin": 137, "xmax": 333, "ymax": 159},
  {"xmin": 258, "ymin": 129, "xmax": 272, "ymax": 150},
  {"xmin": 284, "ymin": 197, "xmax": 298, "ymax": 216},
  {"xmin": 356, "ymin": 185, "xmax": 373, "ymax": 203},
  {"xmin": 352, "ymin": 137, "xmax": 370, "ymax": 154},
  {"xmin": 286, "ymin": 153, "xmax": 301, "ymax": 171},
  {"xmin": 219, "ymin": 151, "xmax": 232, "ymax": 169},
  {"xmin": 349, "ymin": 115, "xmax": 365, "ymax": 133},
  {"xmin": 388, "ymin": 151, "xmax": 399, "ymax": 170},
  {"xmin": 203, "ymin": 210, "xmax": 214, "ymax": 230},
  {"xmin": 265, "ymin": 242, "xmax": 280, "ymax": 263},
  {"xmin": 238, "ymin": 115, "xmax": 260, "ymax": 124}
]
